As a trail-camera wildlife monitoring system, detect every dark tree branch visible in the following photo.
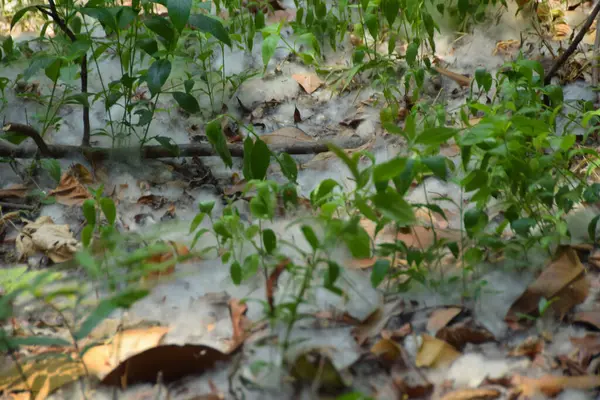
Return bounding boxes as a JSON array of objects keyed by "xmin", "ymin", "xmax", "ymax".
[
  {"xmin": 45, "ymin": 0, "xmax": 90, "ymax": 147},
  {"xmin": 0, "ymin": 123, "xmax": 367, "ymax": 160},
  {"xmin": 544, "ymin": 0, "xmax": 600, "ymax": 85},
  {"xmin": 2, "ymin": 123, "xmax": 52, "ymax": 157}
]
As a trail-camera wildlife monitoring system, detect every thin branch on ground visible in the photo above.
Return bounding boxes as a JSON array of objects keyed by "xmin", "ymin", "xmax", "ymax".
[
  {"xmin": 544, "ymin": 0, "xmax": 600, "ymax": 85},
  {"xmin": 593, "ymin": 10, "xmax": 600, "ymax": 103},
  {"xmin": 0, "ymin": 122, "xmax": 367, "ymax": 159},
  {"xmin": 44, "ymin": 0, "xmax": 91, "ymax": 147}
]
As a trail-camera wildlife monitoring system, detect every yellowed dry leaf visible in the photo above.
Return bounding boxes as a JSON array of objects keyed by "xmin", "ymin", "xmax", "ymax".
[
  {"xmin": 552, "ymin": 23, "xmax": 572, "ymax": 41},
  {"xmin": 427, "ymin": 307, "xmax": 463, "ymax": 334},
  {"xmin": 440, "ymin": 388, "xmax": 501, "ymax": 400},
  {"xmin": 82, "ymin": 326, "xmax": 170, "ymax": 380},
  {"xmin": 415, "ymin": 334, "xmax": 461, "ymax": 368},
  {"xmin": 370, "ymin": 338, "xmax": 403, "ymax": 363},
  {"xmin": 260, "ymin": 127, "xmax": 315, "ymax": 146},
  {"xmin": 512, "ymin": 374, "xmax": 600, "ymax": 397},
  {"xmin": 16, "ymin": 216, "xmax": 80, "ymax": 263},
  {"xmin": 292, "ymin": 73, "xmax": 323, "ymax": 94}
]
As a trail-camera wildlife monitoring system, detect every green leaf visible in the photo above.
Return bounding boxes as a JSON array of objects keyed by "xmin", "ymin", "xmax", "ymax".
[
  {"xmin": 405, "ymin": 41, "xmax": 418, "ymax": 67},
  {"xmin": 372, "ymin": 189, "xmax": 415, "ymax": 226},
  {"xmin": 99, "ymin": 197, "xmax": 116, "ymax": 226},
  {"xmin": 188, "ymin": 14, "xmax": 231, "ymax": 46},
  {"xmin": 327, "ymin": 143, "xmax": 360, "ymax": 183},
  {"xmin": 155, "ymin": 136, "xmax": 180, "ymax": 156},
  {"xmin": 189, "ymin": 212, "xmax": 205, "ymax": 234},
  {"xmin": 261, "ymin": 34, "xmax": 280, "ymax": 68},
  {"xmin": 373, "ymin": 156, "xmax": 407, "ymax": 182},
  {"xmin": 310, "ymin": 178, "xmax": 340, "ymax": 205},
  {"xmin": 325, "ymin": 261, "xmax": 340, "ymax": 289},
  {"xmin": 75, "ymin": 289, "xmax": 148, "ymax": 340},
  {"xmin": 230, "ymin": 261, "xmax": 242, "ymax": 285},
  {"xmin": 41, "ymin": 159, "xmax": 61, "ymax": 183},
  {"xmin": 251, "ymin": 138, "xmax": 271, "ymax": 180},
  {"xmin": 191, "ymin": 228, "xmax": 209, "ymax": 248},
  {"xmin": 364, "ymin": 13, "xmax": 379, "ymax": 40},
  {"xmin": 278, "ymin": 152, "xmax": 298, "ymax": 182},
  {"xmin": 82, "ymin": 199, "xmax": 96, "ymax": 226},
  {"xmin": 382, "ymin": 0, "xmax": 400, "ymax": 25},
  {"xmin": 474, "ymin": 68, "xmax": 492, "ymax": 91},
  {"xmin": 199, "ymin": 201, "xmax": 215, "ymax": 214},
  {"xmin": 415, "ymin": 127, "xmax": 457, "ymax": 146},
  {"xmin": 342, "ymin": 223, "xmax": 371, "ymax": 259},
  {"xmin": 167, "ymin": 0, "xmax": 192, "ymax": 32},
  {"xmin": 147, "ymin": 58, "xmax": 171, "ymax": 96},
  {"xmin": 11, "ymin": 6, "xmax": 40, "ymax": 30},
  {"xmin": 370, "ymin": 259, "xmax": 390, "ymax": 287},
  {"xmin": 421, "ymin": 156, "xmax": 447, "ymax": 180},
  {"xmin": 81, "ymin": 224, "xmax": 94, "ymax": 247},
  {"xmin": 144, "ymin": 15, "xmax": 176, "ymax": 45},
  {"xmin": 80, "ymin": 7, "xmax": 118, "ymax": 32},
  {"xmin": 172, "ymin": 91, "xmax": 200, "ymax": 113},
  {"xmin": 301, "ymin": 225, "xmax": 320, "ymax": 251},
  {"xmin": 243, "ymin": 136, "xmax": 254, "ymax": 180},
  {"xmin": 464, "ymin": 208, "xmax": 488, "ymax": 237},
  {"xmin": 2, "ymin": 336, "xmax": 71, "ymax": 351},
  {"xmin": 205, "ymin": 118, "xmax": 233, "ymax": 168},
  {"xmin": 589, "ymin": 215, "xmax": 600, "ymax": 243},
  {"xmin": 213, "ymin": 220, "xmax": 232, "ymax": 239},
  {"xmin": 511, "ymin": 218, "xmax": 536, "ymax": 236},
  {"xmin": 262, "ymin": 229, "xmax": 276, "ymax": 254},
  {"xmin": 138, "ymin": 38, "xmax": 159, "ymax": 57}
]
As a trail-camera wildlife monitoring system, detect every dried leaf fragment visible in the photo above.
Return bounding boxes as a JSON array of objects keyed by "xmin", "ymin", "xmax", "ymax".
[
  {"xmin": 292, "ymin": 73, "xmax": 323, "ymax": 94},
  {"xmin": 16, "ymin": 216, "xmax": 80, "ymax": 263},
  {"xmin": 49, "ymin": 165, "xmax": 93, "ymax": 206},
  {"xmin": 415, "ymin": 334, "xmax": 461, "ymax": 368},
  {"xmin": 440, "ymin": 387, "xmax": 501, "ymax": 400},
  {"xmin": 427, "ymin": 307, "xmax": 463, "ymax": 334},
  {"xmin": 512, "ymin": 374, "xmax": 600, "ymax": 397},
  {"xmin": 260, "ymin": 127, "xmax": 315, "ymax": 145}
]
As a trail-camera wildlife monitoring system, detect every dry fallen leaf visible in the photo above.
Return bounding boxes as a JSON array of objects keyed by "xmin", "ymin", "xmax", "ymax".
[
  {"xmin": 0, "ymin": 184, "xmax": 28, "ymax": 199},
  {"xmin": 370, "ymin": 338, "xmax": 404, "ymax": 364},
  {"xmin": 427, "ymin": 307, "xmax": 463, "ymax": 334},
  {"xmin": 512, "ymin": 374, "xmax": 600, "ymax": 397},
  {"xmin": 506, "ymin": 246, "xmax": 588, "ymax": 323},
  {"xmin": 415, "ymin": 334, "xmax": 461, "ymax": 368},
  {"xmin": 433, "ymin": 66, "xmax": 471, "ymax": 87},
  {"xmin": 353, "ymin": 298, "xmax": 404, "ymax": 345},
  {"xmin": 292, "ymin": 73, "xmax": 323, "ymax": 94},
  {"xmin": 436, "ymin": 320, "xmax": 495, "ymax": 351},
  {"xmin": 260, "ymin": 127, "xmax": 315, "ymax": 145},
  {"xmin": 573, "ymin": 310, "xmax": 600, "ymax": 330},
  {"xmin": 49, "ymin": 167, "xmax": 93, "ymax": 206},
  {"xmin": 440, "ymin": 387, "xmax": 501, "ymax": 400},
  {"xmin": 16, "ymin": 216, "xmax": 80, "ymax": 263}
]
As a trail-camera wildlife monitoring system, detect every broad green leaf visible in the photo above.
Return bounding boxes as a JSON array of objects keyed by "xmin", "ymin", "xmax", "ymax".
[
  {"xmin": 415, "ymin": 127, "xmax": 457, "ymax": 146},
  {"xmin": 382, "ymin": 0, "xmax": 400, "ymax": 25},
  {"xmin": 278, "ymin": 152, "xmax": 298, "ymax": 182},
  {"xmin": 99, "ymin": 197, "xmax": 116, "ymax": 226},
  {"xmin": 243, "ymin": 136, "xmax": 254, "ymax": 180},
  {"xmin": 589, "ymin": 215, "xmax": 600, "ymax": 243},
  {"xmin": 511, "ymin": 218, "xmax": 536, "ymax": 236},
  {"xmin": 230, "ymin": 261, "xmax": 242, "ymax": 285},
  {"xmin": 342, "ymin": 223, "xmax": 371, "ymax": 259},
  {"xmin": 373, "ymin": 156, "xmax": 407, "ymax": 182},
  {"xmin": 147, "ymin": 58, "xmax": 171, "ymax": 96},
  {"xmin": 405, "ymin": 41, "xmax": 418, "ymax": 67},
  {"xmin": 11, "ymin": 6, "xmax": 40, "ymax": 30},
  {"xmin": 261, "ymin": 34, "xmax": 279, "ymax": 68},
  {"xmin": 262, "ymin": 229, "xmax": 276, "ymax": 254},
  {"xmin": 251, "ymin": 138, "xmax": 270, "ymax": 180},
  {"xmin": 464, "ymin": 208, "xmax": 488, "ymax": 237},
  {"xmin": 41, "ymin": 159, "xmax": 61, "ymax": 183},
  {"xmin": 372, "ymin": 189, "xmax": 415, "ymax": 226},
  {"xmin": 144, "ymin": 15, "xmax": 176, "ymax": 45},
  {"xmin": 82, "ymin": 199, "xmax": 96, "ymax": 226},
  {"xmin": 301, "ymin": 225, "xmax": 319, "ymax": 250},
  {"xmin": 310, "ymin": 178, "xmax": 339, "ymax": 205},
  {"xmin": 475, "ymin": 68, "xmax": 492, "ymax": 91},
  {"xmin": 205, "ymin": 118, "xmax": 233, "ymax": 168},
  {"xmin": 167, "ymin": 0, "xmax": 192, "ymax": 32},
  {"xmin": 189, "ymin": 212, "xmax": 205, "ymax": 234},
  {"xmin": 172, "ymin": 91, "xmax": 200, "ymax": 113},
  {"xmin": 188, "ymin": 14, "xmax": 231, "ymax": 46},
  {"xmin": 421, "ymin": 156, "xmax": 447, "ymax": 180},
  {"xmin": 81, "ymin": 224, "xmax": 94, "ymax": 247},
  {"xmin": 80, "ymin": 7, "xmax": 118, "ymax": 32},
  {"xmin": 370, "ymin": 259, "xmax": 390, "ymax": 287},
  {"xmin": 199, "ymin": 201, "xmax": 215, "ymax": 214}
]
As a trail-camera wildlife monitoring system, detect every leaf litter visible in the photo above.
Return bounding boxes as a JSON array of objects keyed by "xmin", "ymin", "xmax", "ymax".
[{"xmin": 5, "ymin": 0, "xmax": 600, "ymax": 399}]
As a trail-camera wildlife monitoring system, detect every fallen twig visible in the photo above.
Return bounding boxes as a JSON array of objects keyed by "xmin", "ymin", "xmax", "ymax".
[
  {"xmin": 544, "ymin": 0, "xmax": 600, "ymax": 85},
  {"xmin": 0, "ymin": 202, "xmax": 35, "ymax": 211},
  {"xmin": 594, "ymin": 11, "xmax": 600, "ymax": 103}
]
